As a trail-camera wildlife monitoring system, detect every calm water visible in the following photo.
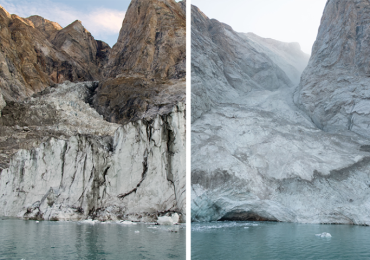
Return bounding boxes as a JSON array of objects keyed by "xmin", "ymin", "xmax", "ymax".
[
  {"xmin": 0, "ymin": 218, "xmax": 185, "ymax": 260},
  {"xmin": 192, "ymin": 221, "xmax": 370, "ymax": 260}
]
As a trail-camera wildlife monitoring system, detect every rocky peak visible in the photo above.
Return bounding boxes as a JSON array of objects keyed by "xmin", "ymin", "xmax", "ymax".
[
  {"xmin": 0, "ymin": 0, "xmax": 185, "ymax": 124},
  {"xmin": 67, "ymin": 20, "xmax": 85, "ymax": 33},
  {"xmin": 27, "ymin": 15, "xmax": 62, "ymax": 41},
  {"xmin": 296, "ymin": 0, "xmax": 370, "ymax": 138},
  {"xmin": 244, "ymin": 32, "xmax": 310, "ymax": 85},
  {"xmin": 96, "ymin": 40, "xmax": 111, "ymax": 68},
  {"xmin": 0, "ymin": 5, "xmax": 11, "ymax": 21},
  {"xmin": 51, "ymin": 19, "xmax": 101, "ymax": 78},
  {"xmin": 106, "ymin": 0, "xmax": 186, "ymax": 79},
  {"xmin": 0, "ymin": 6, "xmax": 111, "ymax": 101},
  {"xmin": 10, "ymin": 14, "xmax": 34, "ymax": 27},
  {"xmin": 92, "ymin": 0, "xmax": 186, "ymax": 124},
  {"xmin": 191, "ymin": 4, "xmax": 308, "ymax": 121},
  {"xmin": 309, "ymin": 0, "xmax": 370, "ymax": 75}
]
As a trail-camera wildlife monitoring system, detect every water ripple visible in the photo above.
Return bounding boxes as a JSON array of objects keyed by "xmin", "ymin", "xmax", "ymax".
[
  {"xmin": 0, "ymin": 218, "xmax": 185, "ymax": 260},
  {"xmin": 192, "ymin": 221, "xmax": 370, "ymax": 260}
]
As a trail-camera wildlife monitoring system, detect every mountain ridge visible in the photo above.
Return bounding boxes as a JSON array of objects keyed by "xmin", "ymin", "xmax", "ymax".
[
  {"xmin": 191, "ymin": 4, "xmax": 309, "ymax": 122},
  {"xmin": 0, "ymin": 0, "xmax": 186, "ymax": 222},
  {"xmin": 191, "ymin": 2, "xmax": 370, "ymax": 225}
]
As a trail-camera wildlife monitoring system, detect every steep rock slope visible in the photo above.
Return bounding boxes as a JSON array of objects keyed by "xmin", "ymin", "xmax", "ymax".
[
  {"xmin": 0, "ymin": 6, "xmax": 110, "ymax": 101},
  {"xmin": 106, "ymin": 0, "xmax": 185, "ymax": 79},
  {"xmin": 191, "ymin": 4, "xmax": 370, "ymax": 225},
  {"xmin": 295, "ymin": 0, "xmax": 370, "ymax": 138},
  {"xmin": 0, "ymin": 0, "xmax": 185, "ymax": 222},
  {"xmin": 191, "ymin": 5, "xmax": 309, "ymax": 121},
  {"xmin": 27, "ymin": 15, "xmax": 62, "ymax": 41},
  {"xmin": 94, "ymin": 0, "xmax": 186, "ymax": 124}
]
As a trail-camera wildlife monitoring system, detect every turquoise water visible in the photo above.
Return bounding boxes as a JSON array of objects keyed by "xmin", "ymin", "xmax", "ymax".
[
  {"xmin": 0, "ymin": 218, "xmax": 185, "ymax": 260},
  {"xmin": 192, "ymin": 221, "xmax": 370, "ymax": 260}
]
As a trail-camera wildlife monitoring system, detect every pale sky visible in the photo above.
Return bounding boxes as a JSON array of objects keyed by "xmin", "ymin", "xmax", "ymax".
[
  {"xmin": 0, "ymin": 0, "xmax": 130, "ymax": 47},
  {"xmin": 192, "ymin": 0, "xmax": 328, "ymax": 54},
  {"xmin": 0, "ymin": 0, "xmax": 182, "ymax": 47}
]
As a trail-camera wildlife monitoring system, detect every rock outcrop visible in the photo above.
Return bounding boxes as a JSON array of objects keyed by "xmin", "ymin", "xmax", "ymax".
[
  {"xmin": 191, "ymin": 5, "xmax": 309, "ymax": 122},
  {"xmin": 0, "ymin": 5, "xmax": 110, "ymax": 102},
  {"xmin": 106, "ymin": 0, "xmax": 185, "ymax": 80},
  {"xmin": 0, "ymin": 0, "xmax": 186, "ymax": 222},
  {"xmin": 94, "ymin": 0, "xmax": 186, "ymax": 124},
  {"xmin": 295, "ymin": 0, "xmax": 370, "ymax": 138},
  {"xmin": 191, "ymin": 3, "xmax": 370, "ymax": 225},
  {"xmin": 27, "ymin": 15, "xmax": 62, "ymax": 41}
]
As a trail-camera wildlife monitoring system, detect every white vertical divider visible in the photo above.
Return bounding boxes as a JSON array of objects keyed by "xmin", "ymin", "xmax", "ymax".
[{"xmin": 186, "ymin": 0, "xmax": 191, "ymax": 259}]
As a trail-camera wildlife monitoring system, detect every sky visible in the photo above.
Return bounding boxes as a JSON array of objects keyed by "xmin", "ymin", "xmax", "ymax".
[
  {"xmin": 0, "ymin": 0, "xmax": 182, "ymax": 47},
  {"xmin": 192, "ymin": 0, "xmax": 328, "ymax": 54},
  {"xmin": 0, "ymin": 0, "xmax": 131, "ymax": 47}
]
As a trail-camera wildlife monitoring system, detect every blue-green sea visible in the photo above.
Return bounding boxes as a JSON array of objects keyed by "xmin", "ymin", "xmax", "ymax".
[
  {"xmin": 0, "ymin": 218, "xmax": 185, "ymax": 260},
  {"xmin": 192, "ymin": 221, "xmax": 370, "ymax": 260}
]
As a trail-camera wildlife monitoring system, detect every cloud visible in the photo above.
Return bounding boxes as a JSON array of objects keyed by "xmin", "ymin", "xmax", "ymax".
[
  {"xmin": 87, "ymin": 9, "xmax": 125, "ymax": 36},
  {"xmin": 0, "ymin": 0, "xmax": 125, "ymax": 45}
]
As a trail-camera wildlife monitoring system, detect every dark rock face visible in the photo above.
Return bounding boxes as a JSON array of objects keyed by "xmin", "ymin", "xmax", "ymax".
[
  {"xmin": 26, "ymin": 15, "xmax": 62, "ymax": 41},
  {"xmin": 295, "ymin": 0, "xmax": 370, "ymax": 138},
  {"xmin": 93, "ymin": 77, "xmax": 185, "ymax": 123},
  {"xmin": 51, "ymin": 20, "xmax": 103, "ymax": 79},
  {"xmin": 96, "ymin": 40, "xmax": 111, "ymax": 69}
]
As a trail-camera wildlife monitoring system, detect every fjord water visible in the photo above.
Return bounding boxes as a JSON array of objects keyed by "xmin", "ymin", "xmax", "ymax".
[
  {"xmin": 0, "ymin": 218, "xmax": 185, "ymax": 260},
  {"xmin": 192, "ymin": 221, "xmax": 370, "ymax": 259}
]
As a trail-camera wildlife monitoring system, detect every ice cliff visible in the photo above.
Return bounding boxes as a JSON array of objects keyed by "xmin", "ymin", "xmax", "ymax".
[
  {"xmin": 191, "ymin": 1, "xmax": 370, "ymax": 225},
  {"xmin": 0, "ymin": 0, "xmax": 186, "ymax": 222},
  {"xmin": 0, "ymin": 86, "xmax": 185, "ymax": 221}
]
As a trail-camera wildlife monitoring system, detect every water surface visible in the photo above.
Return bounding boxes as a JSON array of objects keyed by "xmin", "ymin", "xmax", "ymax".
[
  {"xmin": 192, "ymin": 221, "xmax": 370, "ymax": 260},
  {"xmin": 0, "ymin": 218, "xmax": 185, "ymax": 260}
]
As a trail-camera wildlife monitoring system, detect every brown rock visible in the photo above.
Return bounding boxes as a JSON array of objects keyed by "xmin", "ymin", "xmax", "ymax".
[
  {"xmin": 93, "ymin": 77, "xmax": 185, "ymax": 123},
  {"xmin": 51, "ymin": 20, "xmax": 103, "ymax": 78},
  {"xmin": 106, "ymin": 0, "xmax": 185, "ymax": 80},
  {"xmin": 93, "ymin": 0, "xmax": 186, "ymax": 124},
  {"xmin": 0, "ymin": 5, "xmax": 111, "ymax": 101},
  {"xmin": 26, "ymin": 15, "xmax": 62, "ymax": 41},
  {"xmin": 96, "ymin": 40, "xmax": 111, "ymax": 69},
  {"xmin": 0, "ymin": 0, "xmax": 185, "ymax": 125}
]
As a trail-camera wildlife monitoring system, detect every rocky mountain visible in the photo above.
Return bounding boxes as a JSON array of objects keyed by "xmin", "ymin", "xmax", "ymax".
[
  {"xmin": 94, "ymin": 0, "xmax": 186, "ymax": 124},
  {"xmin": 191, "ymin": 5, "xmax": 309, "ymax": 122},
  {"xmin": 295, "ymin": 0, "xmax": 370, "ymax": 139},
  {"xmin": 0, "ymin": 7, "xmax": 106, "ymax": 102},
  {"xmin": 0, "ymin": 0, "xmax": 186, "ymax": 222},
  {"xmin": 191, "ymin": 3, "xmax": 370, "ymax": 225}
]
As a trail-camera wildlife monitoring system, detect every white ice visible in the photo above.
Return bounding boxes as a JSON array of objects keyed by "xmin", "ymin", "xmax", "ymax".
[{"xmin": 315, "ymin": 232, "xmax": 332, "ymax": 238}]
